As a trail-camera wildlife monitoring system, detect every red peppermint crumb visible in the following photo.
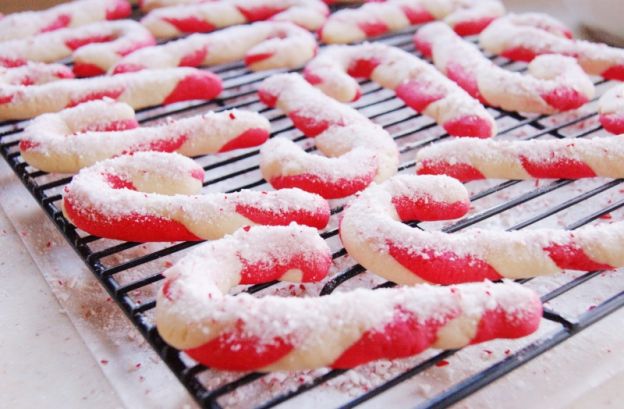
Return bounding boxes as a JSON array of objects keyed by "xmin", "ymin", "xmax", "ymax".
[
  {"xmin": 163, "ymin": 260, "xmax": 173, "ymax": 268},
  {"xmin": 229, "ymin": 112, "xmax": 236, "ymax": 120},
  {"xmin": 46, "ymin": 241, "xmax": 52, "ymax": 248},
  {"xmin": 599, "ymin": 213, "xmax": 612, "ymax": 220},
  {"xmin": 588, "ymin": 304, "xmax": 596, "ymax": 311},
  {"xmin": 100, "ymin": 359, "xmax": 109, "ymax": 365},
  {"xmin": 436, "ymin": 360, "xmax": 450, "ymax": 367},
  {"xmin": 504, "ymin": 349, "xmax": 512, "ymax": 355},
  {"xmin": 135, "ymin": 363, "xmax": 142, "ymax": 369},
  {"xmin": 483, "ymin": 349, "xmax": 492, "ymax": 355}
]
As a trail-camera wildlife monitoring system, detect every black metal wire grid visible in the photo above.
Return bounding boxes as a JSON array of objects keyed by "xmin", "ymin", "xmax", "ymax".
[{"xmin": 1, "ymin": 24, "xmax": 623, "ymax": 409}]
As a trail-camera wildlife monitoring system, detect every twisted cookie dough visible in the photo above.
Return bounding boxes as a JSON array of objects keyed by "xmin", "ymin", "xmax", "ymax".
[
  {"xmin": 0, "ymin": 0, "xmax": 130, "ymax": 41},
  {"xmin": 0, "ymin": 67, "xmax": 222, "ymax": 121},
  {"xmin": 63, "ymin": 152, "xmax": 331, "ymax": 242},
  {"xmin": 157, "ymin": 223, "xmax": 542, "ymax": 371},
  {"xmin": 258, "ymin": 73, "xmax": 399, "ymax": 199},
  {"xmin": 320, "ymin": 0, "xmax": 505, "ymax": 44},
  {"xmin": 480, "ymin": 13, "xmax": 624, "ymax": 81},
  {"xmin": 141, "ymin": 0, "xmax": 329, "ymax": 39},
  {"xmin": 0, "ymin": 63, "xmax": 73, "ymax": 86},
  {"xmin": 414, "ymin": 22, "xmax": 594, "ymax": 114},
  {"xmin": 112, "ymin": 21, "xmax": 317, "ymax": 74},
  {"xmin": 305, "ymin": 42, "xmax": 496, "ymax": 138},
  {"xmin": 19, "ymin": 99, "xmax": 270, "ymax": 173},
  {"xmin": 341, "ymin": 174, "xmax": 624, "ymax": 284},
  {"xmin": 599, "ymin": 84, "xmax": 624, "ymax": 135},
  {"xmin": 0, "ymin": 20, "xmax": 155, "ymax": 77},
  {"xmin": 415, "ymin": 137, "xmax": 624, "ymax": 181}
]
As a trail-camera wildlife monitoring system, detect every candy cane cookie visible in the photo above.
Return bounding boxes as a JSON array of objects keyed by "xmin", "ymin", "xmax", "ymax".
[
  {"xmin": 599, "ymin": 84, "xmax": 624, "ymax": 135},
  {"xmin": 141, "ymin": 0, "xmax": 358, "ymax": 9},
  {"xmin": 0, "ymin": 67, "xmax": 222, "ymax": 121},
  {"xmin": 0, "ymin": 20, "xmax": 155, "ymax": 77},
  {"xmin": 157, "ymin": 224, "xmax": 541, "ymax": 370},
  {"xmin": 258, "ymin": 73, "xmax": 398, "ymax": 199},
  {"xmin": 0, "ymin": 63, "xmax": 74, "ymax": 86},
  {"xmin": 304, "ymin": 42, "xmax": 496, "ymax": 138},
  {"xmin": 415, "ymin": 138, "xmax": 624, "ymax": 181},
  {"xmin": 0, "ymin": 0, "xmax": 130, "ymax": 42},
  {"xmin": 340, "ymin": 174, "xmax": 624, "ymax": 285},
  {"xmin": 320, "ymin": 0, "xmax": 505, "ymax": 44},
  {"xmin": 141, "ymin": 0, "xmax": 329, "ymax": 39},
  {"xmin": 480, "ymin": 13, "xmax": 624, "ymax": 81},
  {"xmin": 63, "ymin": 152, "xmax": 330, "ymax": 242},
  {"xmin": 415, "ymin": 22, "xmax": 594, "ymax": 114},
  {"xmin": 112, "ymin": 21, "xmax": 316, "ymax": 74},
  {"xmin": 19, "ymin": 100, "xmax": 270, "ymax": 173}
]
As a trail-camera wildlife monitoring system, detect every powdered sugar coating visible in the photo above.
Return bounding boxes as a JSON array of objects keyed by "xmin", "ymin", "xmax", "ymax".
[
  {"xmin": 340, "ymin": 174, "xmax": 472, "ymax": 285},
  {"xmin": 111, "ymin": 21, "xmax": 316, "ymax": 74},
  {"xmin": 305, "ymin": 42, "xmax": 496, "ymax": 138},
  {"xmin": 19, "ymin": 99, "xmax": 270, "ymax": 173},
  {"xmin": 141, "ymin": 0, "xmax": 329, "ymax": 39},
  {"xmin": 415, "ymin": 22, "xmax": 595, "ymax": 114},
  {"xmin": 0, "ymin": 62, "xmax": 73, "ymax": 85},
  {"xmin": 62, "ymin": 152, "xmax": 330, "ymax": 241},
  {"xmin": 0, "ymin": 67, "xmax": 222, "ymax": 120},
  {"xmin": 0, "ymin": 0, "xmax": 130, "ymax": 42},
  {"xmin": 599, "ymin": 84, "xmax": 624, "ymax": 135},
  {"xmin": 479, "ymin": 13, "xmax": 624, "ymax": 81},
  {"xmin": 416, "ymin": 137, "xmax": 624, "ymax": 181},
  {"xmin": 320, "ymin": 0, "xmax": 505, "ymax": 44},
  {"xmin": 259, "ymin": 73, "xmax": 399, "ymax": 199},
  {"xmin": 156, "ymin": 221, "xmax": 541, "ymax": 371},
  {"xmin": 342, "ymin": 172, "xmax": 624, "ymax": 283},
  {"xmin": 0, "ymin": 20, "xmax": 155, "ymax": 77}
]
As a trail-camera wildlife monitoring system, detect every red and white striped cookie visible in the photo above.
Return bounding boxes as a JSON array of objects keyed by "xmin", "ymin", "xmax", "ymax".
[
  {"xmin": 258, "ymin": 73, "xmax": 399, "ymax": 199},
  {"xmin": 599, "ymin": 84, "xmax": 624, "ymax": 135},
  {"xmin": 320, "ymin": 0, "xmax": 505, "ymax": 44},
  {"xmin": 19, "ymin": 99, "xmax": 270, "ymax": 173},
  {"xmin": 415, "ymin": 22, "xmax": 594, "ymax": 114},
  {"xmin": 0, "ymin": 67, "xmax": 222, "ymax": 121},
  {"xmin": 0, "ymin": 62, "xmax": 74, "ymax": 86},
  {"xmin": 157, "ymin": 223, "xmax": 541, "ymax": 370},
  {"xmin": 304, "ymin": 42, "xmax": 496, "ymax": 138},
  {"xmin": 0, "ymin": 20, "xmax": 155, "ymax": 77},
  {"xmin": 112, "ymin": 21, "xmax": 316, "ymax": 74},
  {"xmin": 415, "ymin": 138, "xmax": 624, "ymax": 181},
  {"xmin": 63, "ymin": 152, "xmax": 330, "ymax": 242},
  {"xmin": 0, "ymin": 0, "xmax": 130, "ymax": 42},
  {"xmin": 480, "ymin": 13, "xmax": 624, "ymax": 81},
  {"xmin": 340, "ymin": 173, "xmax": 624, "ymax": 284},
  {"xmin": 141, "ymin": 0, "xmax": 329, "ymax": 39}
]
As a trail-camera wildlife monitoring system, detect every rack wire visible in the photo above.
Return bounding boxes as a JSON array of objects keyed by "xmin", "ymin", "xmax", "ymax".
[{"xmin": 1, "ymin": 21, "xmax": 623, "ymax": 409}]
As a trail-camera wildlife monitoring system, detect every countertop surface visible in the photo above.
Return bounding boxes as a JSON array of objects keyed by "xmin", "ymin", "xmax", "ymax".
[{"xmin": 0, "ymin": 203, "xmax": 122, "ymax": 408}]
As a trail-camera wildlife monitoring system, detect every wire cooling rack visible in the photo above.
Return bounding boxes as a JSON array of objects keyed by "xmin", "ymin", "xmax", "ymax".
[{"xmin": 1, "ymin": 19, "xmax": 623, "ymax": 409}]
